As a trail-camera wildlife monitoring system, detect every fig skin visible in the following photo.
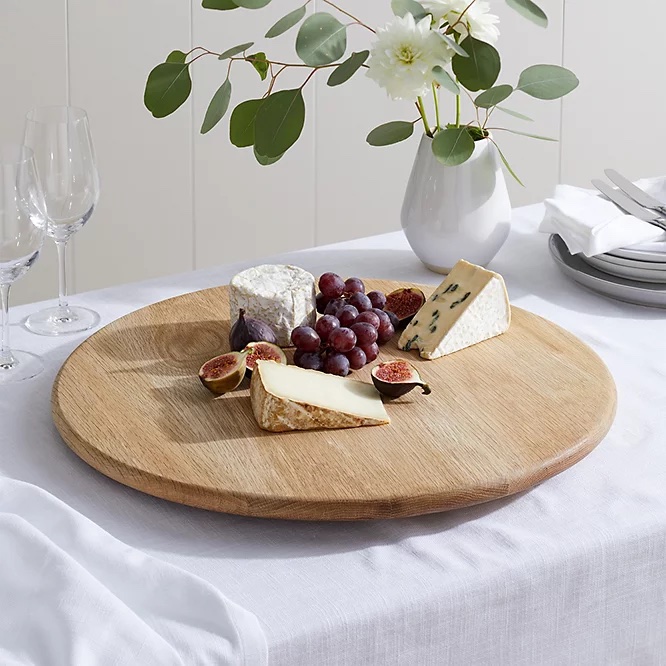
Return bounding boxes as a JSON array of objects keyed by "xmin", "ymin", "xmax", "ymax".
[
  {"xmin": 384, "ymin": 288, "xmax": 426, "ymax": 327},
  {"xmin": 229, "ymin": 309, "xmax": 278, "ymax": 351},
  {"xmin": 371, "ymin": 360, "xmax": 431, "ymax": 399},
  {"xmin": 243, "ymin": 341, "xmax": 287, "ymax": 376},
  {"xmin": 199, "ymin": 351, "xmax": 248, "ymax": 395}
]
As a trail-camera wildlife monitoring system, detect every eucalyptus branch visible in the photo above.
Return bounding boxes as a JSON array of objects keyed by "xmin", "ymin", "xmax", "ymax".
[
  {"xmin": 322, "ymin": 0, "xmax": 375, "ymax": 33},
  {"xmin": 448, "ymin": 0, "xmax": 479, "ymax": 32},
  {"xmin": 416, "ymin": 97, "xmax": 432, "ymax": 136},
  {"xmin": 432, "ymin": 83, "xmax": 441, "ymax": 132}
]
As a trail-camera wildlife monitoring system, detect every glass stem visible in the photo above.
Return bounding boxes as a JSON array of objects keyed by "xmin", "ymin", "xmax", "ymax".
[
  {"xmin": 56, "ymin": 239, "xmax": 69, "ymax": 310},
  {"xmin": 0, "ymin": 283, "xmax": 12, "ymax": 366}
]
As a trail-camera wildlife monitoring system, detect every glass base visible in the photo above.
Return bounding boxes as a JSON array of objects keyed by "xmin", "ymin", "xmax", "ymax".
[
  {"xmin": 0, "ymin": 350, "xmax": 44, "ymax": 384},
  {"xmin": 24, "ymin": 306, "xmax": 100, "ymax": 336}
]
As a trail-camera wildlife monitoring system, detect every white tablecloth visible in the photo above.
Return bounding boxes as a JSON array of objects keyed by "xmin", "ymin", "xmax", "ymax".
[{"xmin": 2, "ymin": 204, "xmax": 666, "ymax": 665}]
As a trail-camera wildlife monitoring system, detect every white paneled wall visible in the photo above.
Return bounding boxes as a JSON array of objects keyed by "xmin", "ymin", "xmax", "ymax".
[{"xmin": 0, "ymin": 0, "xmax": 642, "ymax": 305}]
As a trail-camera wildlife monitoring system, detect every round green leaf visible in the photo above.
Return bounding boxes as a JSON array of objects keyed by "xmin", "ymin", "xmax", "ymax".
[
  {"xmin": 366, "ymin": 121, "xmax": 414, "ymax": 147},
  {"xmin": 506, "ymin": 0, "xmax": 547, "ymax": 27},
  {"xmin": 234, "ymin": 0, "xmax": 271, "ymax": 7},
  {"xmin": 474, "ymin": 84, "xmax": 513, "ymax": 108},
  {"xmin": 218, "ymin": 42, "xmax": 254, "ymax": 60},
  {"xmin": 254, "ymin": 147, "xmax": 284, "ymax": 165},
  {"xmin": 144, "ymin": 62, "xmax": 192, "ymax": 119},
  {"xmin": 248, "ymin": 52, "xmax": 269, "ymax": 80},
  {"xmin": 517, "ymin": 64, "xmax": 579, "ymax": 100},
  {"xmin": 432, "ymin": 66, "xmax": 460, "ymax": 94},
  {"xmin": 327, "ymin": 51, "xmax": 369, "ymax": 87},
  {"xmin": 166, "ymin": 50, "xmax": 187, "ymax": 64},
  {"xmin": 437, "ymin": 32, "xmax": 468, "ymax": 57},
  {"xmin": 265, "ymin": 4, "xmax": 307, "ymax": 38},
  {"xmin": 201, "ymin": 79, "xmax": 232, "ymax": 134},
  {"xmin": 452, "ymin": 36, "xmax": 500, "ymax": 92},
  {"xmin": 431, "ymin": 127, "xmax": 475, "ymax": 166},
  {"xmin": 296, "ymin": 13, "xmax": 347, "ymax": 66},
  {"xmin": 391, "ymin": 0, "xmax": 428, "ymax": 20},
  {"xmin": 230, "ymin": 98, "xmax": 264, "ymax": 147},
  {"xmin": 254, "ymin": 89, "xmax": 306, "ymax": 158},
  {"xmin": 202, "ymin": 0, "xmax": 238, "ymax": 10}
]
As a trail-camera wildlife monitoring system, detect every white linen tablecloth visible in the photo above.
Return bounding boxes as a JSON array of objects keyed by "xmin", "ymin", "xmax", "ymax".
[{"xmin": 2, "ymin": 204, "xmax": 666, "ymax": 665}]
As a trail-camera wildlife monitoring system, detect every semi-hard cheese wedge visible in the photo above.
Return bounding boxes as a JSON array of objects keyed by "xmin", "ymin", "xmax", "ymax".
[
  {"xmin": 398, "ymin": 260, "xmax": 510, "ymax": 360},
  {"xmin": 229, "ymin": 265, "xmax": 316, "ymax": 347},
  {"xmin": 251, "ymin": 360, "xmax": 390, "ymax": 432}
]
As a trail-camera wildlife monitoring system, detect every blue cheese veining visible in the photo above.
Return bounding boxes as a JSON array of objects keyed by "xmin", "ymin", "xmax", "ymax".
[{"xmin": 398, "ymin": 260, "xmax": 511, "ymax": 359}]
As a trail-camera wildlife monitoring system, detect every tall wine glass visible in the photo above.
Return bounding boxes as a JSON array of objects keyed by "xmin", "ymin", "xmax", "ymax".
[
  {"xmin": 0, "ymin": 146, "xmax": 46, "ymax": 383},
  {"xmin": 23, "ymin": 106, "xmax": 100, "ymax": 336}
]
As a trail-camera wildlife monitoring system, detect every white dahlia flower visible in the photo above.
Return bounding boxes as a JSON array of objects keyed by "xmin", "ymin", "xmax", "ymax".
[{"xmin": 422, "ymin": 0, "xmax": 500, "ymax": 44}]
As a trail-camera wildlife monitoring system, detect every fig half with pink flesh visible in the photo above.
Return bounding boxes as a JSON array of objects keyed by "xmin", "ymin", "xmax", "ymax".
[
  {"xmin": 199, "ymin": 351, "xmax": 248, "ymax": 395},
  {"xmin": 371, "ymin": 360, "xmax": 431, "ymax": 399},
  {"xmin": 384, "ymin": 288, "xmax": 426, "ymax": 327},
  {"xmin": 243, "ymin": 341, "xmax": 287, "ymax": 376}
]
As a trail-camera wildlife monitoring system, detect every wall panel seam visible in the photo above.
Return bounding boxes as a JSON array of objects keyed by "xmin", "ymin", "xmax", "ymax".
[
  {"xmin": 190, "ymin": 0, "xmax": 196, "ymax": 271},
  {"xmin": 557, "ymin": 0, "xmax": 566, "ymax": 185},
  {"xmin": 65, "ymin": 0, "xmax": 77, "ymax": 294}
]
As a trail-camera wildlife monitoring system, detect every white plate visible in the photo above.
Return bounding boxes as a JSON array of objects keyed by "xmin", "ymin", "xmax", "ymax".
[
  {"xmin": 597, "ymin": 253, "xmax": 666, "ymax": 269},
  {"xmin": 582, "ymin": 255, "xmax": 666, "ymax": 283},
  {"xmin": 549, "ymin": 235, "xmax": 666, "ymax": 309},
  {"xmin": 608, "ymin": 244, "xmax": 666, "ymax": 262}
]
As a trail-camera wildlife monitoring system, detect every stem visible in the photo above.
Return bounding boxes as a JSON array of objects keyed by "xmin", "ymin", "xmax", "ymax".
[
  {"xmin": 0, "ymin": 283, "xmax": 11, "ymax": 366},
  {"xmin": 56, "ymin": 239, "xmax": 69, "ymax": 310},
  {"xmin": 448, "ymin": 0, "xmax": 479, "ymax": 32},
  {"xmin": 432, "ymin": 83, "xmax": 441, "ymax": 132},
  {"xmin": 416, "ymin": 97, "xmax": 432, "ymax": 137},
  {"xmin": 455, "ymin": 94, "xmax": 461, "ymax": 127},
  {"xmin": 322, "ymin": 0, "xmax": 375, "ymax": 33}
]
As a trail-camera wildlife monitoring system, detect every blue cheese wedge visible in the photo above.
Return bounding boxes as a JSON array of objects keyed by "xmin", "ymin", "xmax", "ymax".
[
  {"xmin": 251, "ymin": 361, "xmax": 389, "ymax": 432},
  {"xmin": 229, "ymin": 265, "xmax": 316, "ymax": 347},
  {"xmin": 398, "ymin": 260, "xmax": 510, "ymax": 360}
]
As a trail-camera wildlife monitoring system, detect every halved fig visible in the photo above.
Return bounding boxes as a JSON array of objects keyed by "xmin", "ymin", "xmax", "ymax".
[
  {"xmin": 384, "ymin": 288, "xmax": 426, "ymax": 327},
  {"xmin": 243, "ymin": 341, "xmax": 287, "ymax": 376},
  {"xmin": 371, "ymin": 360, "xmax": 431, "ymax": 399},
  {"xmin": 199, "ymin": 351, "xmax": 248, "ymax": 395}
]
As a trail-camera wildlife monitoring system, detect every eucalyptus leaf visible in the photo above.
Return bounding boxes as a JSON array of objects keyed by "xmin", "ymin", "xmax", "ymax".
[
  {"xmin": 327, "ymin": 50, "xmax": 369, "ymax": 87},
  {"xmin": 494, "ymin": 128, "xmax": 556, "ymax": 141},
  {"xmin": 144, "ymin": 62, "xmax": 192, "ymax": 119},
  {"xmin": 431, "ymin": 127, "xmax": 475, "ymax": 166},
  {"xmin": 391, "ymin": 0, "xmax": 428, "ymax": 20},
  {"xmin": 202, "ymin": 0, "xmax": 238, "ymax": 10},
  {"xmin": 296, "ymin": 13, "xmax": 347, "ymax": 66},
  {"xmin": 265, "ymin": 4, "xmax": 307, "ymax": 38},
  {"xmin": 490, "ymin": 139, "xmax": 524, "ymax": 186},
  {"xmin": 218, "ymin": 42, "xmax": 254, "ymax": 60},
  {"xmin": 452, "ymin": 36, "xmax": 500, "ymax": 91},
  {"xmin": 432, "ymin": 66, "xmax": 460, "ymax": 94},
  {"xmin": 254, "ymin": 147, "xmax": 284, "ymax": 165},
  {"xmin": 254, "ymin": 89, "xmax": 306, "ymax": 158},
  {"xmin": 495, "ymin": 106, "xmax": 533, "ymax": 121},
  {"xmin": 166, "ymin": 50, "xmax": 187, "ymax": 64},
  {"xmin": 506, "ymin": 0, "xmax": 547, "ymax": 27},
  {"xmin": 248, "ymin": 52, "xmax": 269, "ymax": 80},
  {"xmin": 366, "ymin": 121, "xmax": 414, "ymax": 147},
  {"xmin": 517, "ymin": 64, "xmax": 579, "ymax": 100},
  {"xmin": 474, "ymin": 84, "xmax": 513, "ymax": 108},
  {"xmin": 229, "ymin": 98, "xmax": 264, "ymax": 147},
  {"xmin": 201, "ymin": 78, "xmax": 232, "ymax": 134},
  {"xmin": 437, "ymin": 32, "xmax": 468, "ymax": 57},
  {"xmin": 234, "ymin": 0, "xmax": 271, "ymax": 7}
]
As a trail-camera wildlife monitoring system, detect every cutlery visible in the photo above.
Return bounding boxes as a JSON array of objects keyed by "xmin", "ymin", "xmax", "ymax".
[
  {"xmin": 604, "ymin": 169, "xmax": 666, "ymax": 217},
  {"xmin": 591, "ymin": 179, "xmax": 666, "ymax": 232}
]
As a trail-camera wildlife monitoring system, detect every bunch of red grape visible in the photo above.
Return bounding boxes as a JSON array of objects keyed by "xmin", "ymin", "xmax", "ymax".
[{"xmin": 291, "ymin": 273, "xmax": 399, "ymax": 377}]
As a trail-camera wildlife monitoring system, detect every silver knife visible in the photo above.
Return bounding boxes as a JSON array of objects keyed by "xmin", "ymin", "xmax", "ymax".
[
  {"xmin": 604, "ymin": 168, "xmax": 666, "ymax": 217},
  {"xmin": 591, "ymin": 178, "xmax": 666, "ymax": 232}
]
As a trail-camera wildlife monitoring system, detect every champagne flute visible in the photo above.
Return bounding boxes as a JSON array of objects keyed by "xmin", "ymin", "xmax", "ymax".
[
  {"xmin": 23, "ymin": 106, "xmax": 100, "ymax": 336},
  {"xmin": 0, "ymin": 145, "xmax": 46, "ymax": 383}
]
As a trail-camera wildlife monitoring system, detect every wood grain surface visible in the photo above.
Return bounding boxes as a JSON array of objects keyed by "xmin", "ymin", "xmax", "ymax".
[{"xmin": 52, "ymin": 280, "xmax": 617, "ymax": 521}]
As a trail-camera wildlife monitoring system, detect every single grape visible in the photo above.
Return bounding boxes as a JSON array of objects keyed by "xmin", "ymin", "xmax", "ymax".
[
  {"xmin": 296, "ymin": 351, "xmax": 324, "ymax": 371},
  {"xmin": 359, "ymin": 342, "xmax": 379, "ymax": 362},
  {"xmin": 348, "ymin": 292, "xmax": 372, "ymax": 313},
  {"xmin": 355, "ymin": 310, "xmax": 381, "ymax": 329},
  {"xmin": 293, "ymin": 349, "xmax": 305, "ymax": 365},
  {"xmin": 319, "ymin": 272, "xmax": 345, "ymax": 299},
  {"xmin": 316, "ymin": 292, "xmax": 330, "ymax": 314},
  {"xmin": 344, "ymin": 277, "xmax": 365, "ymax": 295},
  {"xmin": 291, "ymin": 326, "xmax": 321, "ymax": 352},
  {"xmin": 371, "ymin": 308, "xmax": 391, "ymax": 328},
  {"xmin": 315, "ymin": 314, "xmax": 340, "ymax": 343},
  {"xmin": 324, "ymin": 297, "xmax": 346, "ymax": 317},
  {"xmin": 336, "ymin": 304, "xmax": 359, "ymax": 328},
  {"xmin": 367, "ymin": 290, "xmax": 387, "ymax": 310},
  {"xmin": 329, "ymin": 327, "xmax": 357, "ymax": 353},
  {"xmin": 324, "ymin": 352, "xmax": 350, "ymax": 377},
  {"xmin": 346, "ymin": 346, "xmax": 367, "ymax": 370},
  {"xmin": 351, "ymin": 322, "xmax": 378, "ymax": 346},
  {"xmin": 377, "ymin": 323, "xmax": 395, "ymax": 345},
  {"xmin": 384, "ymin": 310, "xmax": 400, "ymax": 329}
]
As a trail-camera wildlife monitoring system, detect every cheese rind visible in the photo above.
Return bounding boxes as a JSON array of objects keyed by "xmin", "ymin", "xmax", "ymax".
[
  {"xmin": 398, "ymin": 260, "xmax": 510, "ymax": 360},
  {"xmin": 251, "ymin": 361, "xmax": 390, "ymax": 432},
  {"xmin": 229, "ymin": 265, "xmax": 316, "ymax": 347}
]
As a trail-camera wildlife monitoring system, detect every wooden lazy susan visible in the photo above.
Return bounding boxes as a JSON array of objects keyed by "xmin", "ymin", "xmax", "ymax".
[{"xmin": 52, "ymin": 280, "xmax": 616, "ymax": 521}]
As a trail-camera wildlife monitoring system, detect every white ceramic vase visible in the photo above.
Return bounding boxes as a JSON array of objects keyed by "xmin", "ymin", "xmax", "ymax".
[{"xmin": 401, "ymin": 134, "xmax": 511, "ymax": 273}]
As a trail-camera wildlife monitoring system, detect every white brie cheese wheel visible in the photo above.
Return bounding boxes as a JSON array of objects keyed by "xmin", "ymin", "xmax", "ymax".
[{"xmin": 229, "ymin": 264, "xmax": 316, "ymax": 347}]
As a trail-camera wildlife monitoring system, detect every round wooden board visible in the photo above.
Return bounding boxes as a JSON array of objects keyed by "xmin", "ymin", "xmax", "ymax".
[{"xmin": 52, "ymin": 280, "xmax": 616, "ymax": 521}]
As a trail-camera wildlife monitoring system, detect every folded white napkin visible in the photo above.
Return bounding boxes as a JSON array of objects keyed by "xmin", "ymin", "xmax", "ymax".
[
  {"xmin": 0, "ymin": 478, "xmax": 267, "ymax": 666},
  {"xmin": 540, "ymin": 177, "xmax": 666, "ymax": 256}
]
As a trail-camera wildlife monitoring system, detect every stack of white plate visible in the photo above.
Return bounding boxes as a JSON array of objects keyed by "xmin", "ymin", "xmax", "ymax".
[{"xmin": 581, "ymin": 241, "xmax": 666, "ymax": 284}]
